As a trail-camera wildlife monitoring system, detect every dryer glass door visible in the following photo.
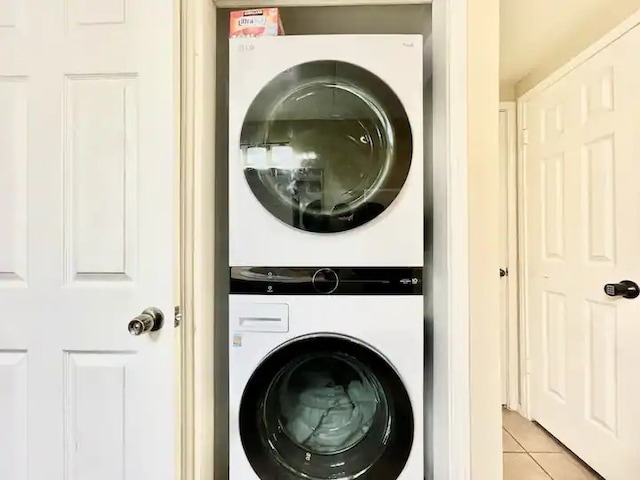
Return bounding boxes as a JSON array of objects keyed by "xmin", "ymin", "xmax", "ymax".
[
  {"xmin": 239, "ymin": 60, "xmax": 413, "ymax": 234},
  {"xmin": 239, "ymin": 334, "xmax": 414, "ymax": 480}
]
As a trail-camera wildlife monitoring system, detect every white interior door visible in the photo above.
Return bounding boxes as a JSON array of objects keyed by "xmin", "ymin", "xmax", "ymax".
[
  {"xmin": 499, "ymin": 103, "xmax": 519, "ymax": 409},
  {"xmin": 499, "ymin": 108, "xmax": 509, "ymax": 405},
  {"xmin": 0, "ymin": 1, "xmax": 176, "ymax": 479},
  {"xmin": 524, "ymin": 23, "xmax": 640, "ymax": 479}
]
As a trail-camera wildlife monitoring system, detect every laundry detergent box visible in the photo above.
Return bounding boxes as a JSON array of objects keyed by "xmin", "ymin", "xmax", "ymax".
[{"xmin": 229, "ymin": 8, "xmax": 285, "ymax": 38}]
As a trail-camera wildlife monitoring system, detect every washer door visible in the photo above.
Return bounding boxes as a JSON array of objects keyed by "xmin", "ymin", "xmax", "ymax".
[
  {"xmin": 239, "ymin": 334, "xmax": 414, "ymax": 480},
  {"xmin": 240, "ymin": 60, "xmax": 413, "ymax": 233}
]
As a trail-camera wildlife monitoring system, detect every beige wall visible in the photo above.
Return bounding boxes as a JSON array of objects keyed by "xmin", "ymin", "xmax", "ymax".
[
  {"xmin": 500, "ymin": 81, "xmax": 516, "ymax": 101},
  {"xmin": 468, "ymin": 0, "xmax": 503, "ymax": 478},
  {"xmin": 516, "ymin": 1, "xmax": 640, "ymax": 96}
]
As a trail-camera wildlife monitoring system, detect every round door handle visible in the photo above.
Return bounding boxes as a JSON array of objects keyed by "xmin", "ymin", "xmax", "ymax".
[
  {"xmin": 128, "ymin": 307, "xmax": 164, "ymax": 335},
  {"xmin": 604, "ymin": 280, "xmax": 640, "ymax": 299}
]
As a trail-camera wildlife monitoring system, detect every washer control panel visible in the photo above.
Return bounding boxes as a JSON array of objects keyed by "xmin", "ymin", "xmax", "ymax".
[{"xmin": 230, "ymin": 266, "xmax": 422, "ymax": 295}]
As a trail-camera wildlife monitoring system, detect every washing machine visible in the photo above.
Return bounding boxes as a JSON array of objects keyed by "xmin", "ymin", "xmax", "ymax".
[
  {"xmin": 228, "ymin": 34, "xmax": 424, "ymax": 267},
  {"xmin": 228, "ymin": 266, "xmax": 424, "ymax": 479}
]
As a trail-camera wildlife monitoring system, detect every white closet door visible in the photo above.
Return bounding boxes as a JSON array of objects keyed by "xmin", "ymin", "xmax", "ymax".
[{"xmin": 0, "ymin": 1, "xmax": 177, "ymax": 479}]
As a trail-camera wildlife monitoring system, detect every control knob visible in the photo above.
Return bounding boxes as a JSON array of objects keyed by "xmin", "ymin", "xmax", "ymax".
[{"xmin": 312, "ymin": 268, "xmax": 339, "ymax": 294}]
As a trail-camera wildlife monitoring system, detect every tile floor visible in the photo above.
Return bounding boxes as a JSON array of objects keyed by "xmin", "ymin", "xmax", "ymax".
[{"xmin": 502, "ymin": 409, "xmax": 603, "ymax": 480}]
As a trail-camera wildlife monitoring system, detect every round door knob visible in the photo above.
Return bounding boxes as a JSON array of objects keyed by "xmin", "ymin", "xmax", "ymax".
[{"xmin": 128, "ymin": 307, "xmax": 164, "ymax": 335}]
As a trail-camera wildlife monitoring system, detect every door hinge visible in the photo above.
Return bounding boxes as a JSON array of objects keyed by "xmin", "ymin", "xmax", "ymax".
[
  {"xmin": 500, "ymin": 268, "xmax": 509, "ymax": 278},
  {"xmin": 174, "ymin": 305, "xmax": 182, "ymax": 328},
  {"xmin": 521, "ymin": 128, "xmax": 529, "ymax": 146}
]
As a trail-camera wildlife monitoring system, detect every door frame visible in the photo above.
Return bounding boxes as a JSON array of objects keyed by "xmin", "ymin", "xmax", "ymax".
[
  {"xmin": 499, "ymin": 101, "xmax": 521, "ymax": 411},
  {"xmin": 515, "ymin": 6, "xmax": 640, "ymax": 421},
  {"xmin": 178, "ymin": 1, "xmax": 217, "ymax": 479},
  {"xmin": 179, "ymin": 1, "xmax": 472, "ymax": 479}
]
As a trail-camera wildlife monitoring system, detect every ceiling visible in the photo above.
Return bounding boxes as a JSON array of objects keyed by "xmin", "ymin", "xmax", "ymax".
[{"xmin": 500, "ymin": 0, "xmax": 640, "ymax": 92}]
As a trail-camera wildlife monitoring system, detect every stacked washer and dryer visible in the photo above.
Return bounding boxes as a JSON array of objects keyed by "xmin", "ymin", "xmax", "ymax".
[{"xmin": 228, "ymin": 34, "xmax": 425, "ymax": 480}]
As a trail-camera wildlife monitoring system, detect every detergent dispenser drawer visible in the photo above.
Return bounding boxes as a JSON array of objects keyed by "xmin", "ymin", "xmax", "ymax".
[{"xmin": 231, "ymin": 303, "xmax": 290, "ymax": 333}]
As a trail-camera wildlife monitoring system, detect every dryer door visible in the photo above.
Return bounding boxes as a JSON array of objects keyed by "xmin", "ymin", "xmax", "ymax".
[
  {"xmin": 238, "ymin": 334, "xmax": 414, "ymax": 480},
  {"xmin": 239, "ymin": 60, "xmax": 413, "ymax": 234}
]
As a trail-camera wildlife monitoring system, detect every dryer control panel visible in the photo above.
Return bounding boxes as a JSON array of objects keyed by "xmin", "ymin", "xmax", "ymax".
[{"xmin": 229, "ymin": 266, "xmax": 423, "ymax": 295}]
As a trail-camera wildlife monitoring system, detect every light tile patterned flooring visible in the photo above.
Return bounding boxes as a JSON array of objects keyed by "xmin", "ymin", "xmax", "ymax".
[{"xmin": 503, "ymin": 409, "xmax": 603, "ymax": 480}]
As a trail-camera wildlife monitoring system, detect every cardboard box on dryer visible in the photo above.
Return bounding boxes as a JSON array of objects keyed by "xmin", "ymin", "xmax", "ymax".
[{"xmin": 229, "ymin": 8, "xmax": 285, "ymax": 38}]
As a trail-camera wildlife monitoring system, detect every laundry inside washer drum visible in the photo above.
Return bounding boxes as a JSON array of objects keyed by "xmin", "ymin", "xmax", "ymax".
[
  {"xmin": 276, "ymin": 355, "xmax": 382, "ymax": 454},
  {"xmin": 240, "ymin": 335, "xmax": 414, "ymax": 480}
]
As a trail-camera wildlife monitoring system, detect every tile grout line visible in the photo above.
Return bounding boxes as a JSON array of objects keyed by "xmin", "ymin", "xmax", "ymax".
[
  {"xmin": 503, "ymin": 425, "xmax": 554, "ymax": 478},
  {"xmin": 502, "ymin": 427, "xmax": 527, "ymax": 453},
  {"xmin": 504, "ymin": 410, "xmax": 603, "ymax": 479},
  {"xmin": 525, "ymin": 451, "xmax": 554, "ymax": 479}
]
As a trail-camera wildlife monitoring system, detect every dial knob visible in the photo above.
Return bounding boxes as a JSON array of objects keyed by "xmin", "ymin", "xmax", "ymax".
[{"xmin": 312, "ymin": 268, "xmax": 339, "ymax": 294}]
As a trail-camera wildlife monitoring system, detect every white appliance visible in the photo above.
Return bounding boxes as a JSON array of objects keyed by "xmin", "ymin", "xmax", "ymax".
[
  {"xmin": 228, "ymin": 266, "xmax": 424, "ymax": 480},
  {"xmin": 228, "ymin": 34, "xmax": 423, "ymax": 267}
]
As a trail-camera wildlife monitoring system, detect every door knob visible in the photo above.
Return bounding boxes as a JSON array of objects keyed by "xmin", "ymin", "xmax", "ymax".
[
  {"xmin": 604, "ymin": 280, "xmax": 640, "ymax": 299},
  {"xmin": 128, "ymin": 307, "xmax": 164, "ymax": 335}
]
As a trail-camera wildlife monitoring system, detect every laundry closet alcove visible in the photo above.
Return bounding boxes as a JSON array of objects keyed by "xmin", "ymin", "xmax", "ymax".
[{"xmin": 179, "ymin": 1, "xmax": 499, "ymax": 479}]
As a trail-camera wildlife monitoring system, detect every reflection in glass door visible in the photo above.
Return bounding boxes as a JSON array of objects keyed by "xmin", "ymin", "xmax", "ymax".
[{"xmin": 240, "ymin": 60, "xmax": 414, "ymax": 233}]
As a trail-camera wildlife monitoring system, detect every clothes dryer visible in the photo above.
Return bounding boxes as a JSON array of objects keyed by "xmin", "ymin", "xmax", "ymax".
[{"xmin": 229, "ymin": 34, "xmax": 423, "ymax": 266}]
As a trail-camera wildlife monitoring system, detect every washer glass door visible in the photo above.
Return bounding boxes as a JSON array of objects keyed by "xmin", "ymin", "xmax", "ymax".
[
  {"xmin": 239, "ymin": 335, "xmax": 414, "ymax": 480},
  {"xmin": 240, "ymin": 60, "xmax": 413, "ymax": 233}
]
